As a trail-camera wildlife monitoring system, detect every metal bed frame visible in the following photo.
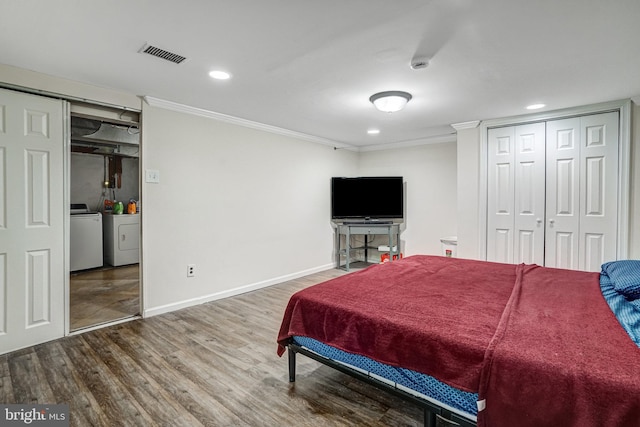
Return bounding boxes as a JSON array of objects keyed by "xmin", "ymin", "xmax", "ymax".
[{"xmin": 287, "ymin": 342, "xmax": 477, "ymax": 427}]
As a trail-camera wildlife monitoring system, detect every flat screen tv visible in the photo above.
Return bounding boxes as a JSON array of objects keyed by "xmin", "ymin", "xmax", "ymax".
[{"xmin": 331, "ymin": 176, "xmax": 403, "ymax": 221}]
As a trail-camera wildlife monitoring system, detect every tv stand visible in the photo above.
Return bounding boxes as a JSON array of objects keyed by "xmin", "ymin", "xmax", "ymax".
[
  {"xmin": 343, "ymin": 220, "xmax": 393, "ymax": 225},
  {"xmin": 335, "ymin": 223, "xmax": 401, "ymax": 271}
]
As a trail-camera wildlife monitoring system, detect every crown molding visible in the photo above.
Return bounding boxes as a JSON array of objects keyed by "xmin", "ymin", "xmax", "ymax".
[
  {"xmin": 358, "ymin": 132, "xmax": 456, "ymax": 152},
  {"xmin": 142, "ymin": 96, "xmax": 354, "ymax": 150},
  {"xmin": 450, "ymin": 120, "xmax": 481, "ymax": 130},
  {"xmin": 142, "ymin": 96, "xmax": 460, "ymax": 153}
]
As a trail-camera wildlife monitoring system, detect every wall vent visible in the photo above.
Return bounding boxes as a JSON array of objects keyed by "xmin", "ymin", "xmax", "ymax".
[{"xmin": 139, "ymin": 43, "xmax": 187, "ymax": 64}]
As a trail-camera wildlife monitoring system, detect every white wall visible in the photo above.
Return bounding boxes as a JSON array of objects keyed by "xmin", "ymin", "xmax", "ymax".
[
  {"xmin": 70, "ymin": 153, "xmax": 139, "ymax": 211},
  {"xmin": 455, "ymin": 126, "xmax": 481, "ymax": 259},
  {"xmin": 141, "ymin": 103, "xmax": 358, "ymax": 314},
  {"xmin": 358, "ymin": 142, "xmax": 458, "ymax": 256},
  {"xmin": 0, "ymin": 63, "xmax": 140, "ymax": 110}
]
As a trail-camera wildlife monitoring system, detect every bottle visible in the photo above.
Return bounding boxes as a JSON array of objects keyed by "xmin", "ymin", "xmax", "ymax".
[
  {"xmin": 127, "ymin": 199, "xmax": 136, "ymax": 214},
  {"xmin": 113, "ymin": 201, "xmax": 124, "ymax": 214}
]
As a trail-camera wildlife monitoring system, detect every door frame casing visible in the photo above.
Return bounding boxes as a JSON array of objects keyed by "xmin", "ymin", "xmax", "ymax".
[
  {"xmin": 64, "ymin": 107, "xmax": 144, "ymax": 335},
  {"xmin": 63, "ymin": 100, "xmax": 71, "ymax": 335},
  {"xmin": 478, "ymin": 99, "xmax": 632, "ymax": 262},
  {"xmin": 0, "ymin": 82, "xmax": 144, "ymax": 341}
]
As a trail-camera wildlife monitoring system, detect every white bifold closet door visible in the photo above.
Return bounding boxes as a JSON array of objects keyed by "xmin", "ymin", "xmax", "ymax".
[
  {"xmin": 487, "ymin": 123, "xmax": 546, "ymax": 265},
  {"xmin": 487, "ymin": 111, "xmax": 619, "ymax": 272},
  {"xmin": 545, "ymin": 112, "xmax": 619, "ymax": 271}
]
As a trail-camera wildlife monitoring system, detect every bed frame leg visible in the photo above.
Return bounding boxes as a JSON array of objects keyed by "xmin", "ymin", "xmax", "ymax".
[
  {"xmin": 424, "ymin": 409, "xmax": 436, "ymax": 427},
  {"xmin": 288, "ymin": 347, "xmax": 296, "ymax": 382}
]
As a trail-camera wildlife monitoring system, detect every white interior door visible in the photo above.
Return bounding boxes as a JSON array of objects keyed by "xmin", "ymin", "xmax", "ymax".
[
  {"xmin": 0, "ymin": 88, "xmax": 65, "ymax": 354},
  {"xmin": 487, "ymin": 123, "xmax": 545, "ymax": 264},
  {"xmin": 513, "ymin": 123, "xmax": 546, "ymax": 265},
  {"xmin": 487, "ymin": 127, "xmax": 515, "ymax": 263},
  {"xmin": 578, "ymin": 112, "xmax": 618, "ymax": 271},
  {"xmin": 545, "ymin": 118, "xmax": 581, "ymax": 269},
  {"xmin": 545, "ymin": 112, "xmax": 618, "ymax": 271}
]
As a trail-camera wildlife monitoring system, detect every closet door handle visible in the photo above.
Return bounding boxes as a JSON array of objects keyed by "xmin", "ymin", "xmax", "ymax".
[
  {"xmin": 536, "ymin": 218, "xmax": 542, "ymax": 224},
  {"xmin": 549, "ymin": 219, "xmax": 555, "ymax": 226}
]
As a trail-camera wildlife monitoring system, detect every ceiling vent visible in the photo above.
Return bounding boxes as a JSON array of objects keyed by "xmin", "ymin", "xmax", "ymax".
[{"xmin": 139, "ymin": 43, "xmax": 187, "ymax": 64}]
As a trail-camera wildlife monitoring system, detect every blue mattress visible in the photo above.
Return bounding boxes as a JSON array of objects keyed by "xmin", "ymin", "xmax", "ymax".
[{"xmin": 293, "ymin": 335, "xmax": 478, "ymax": 420}]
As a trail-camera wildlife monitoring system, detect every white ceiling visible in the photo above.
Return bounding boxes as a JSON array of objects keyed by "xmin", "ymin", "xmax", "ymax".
[{"xmin": 2, "ymin": 0, "xmax": 640, "ymax": 149}]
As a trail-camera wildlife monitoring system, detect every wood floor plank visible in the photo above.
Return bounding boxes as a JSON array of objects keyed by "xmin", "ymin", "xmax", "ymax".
[
  {"xmin": 34, "ymin": 341, "xmax": 110, "ymax": 426},
  {"xmin": 162, "ymin": 348, "xmax": 286, "ymax": 427},
  {"xmin": 60, "ymin": 336, "xmax": 156, "ymax": 426},
  {"xmin": 82, "ymin": 330, "xmax": 205, "ymax": 427},
  {"xmin": 0, "ymin": 355, "xmax": 15, "ymax": 404},
  {"xmin": 100, "ymin": 324, "xmax": 248, "ymax": 426},
  {"xmin": 3, "ymin": 267, "xmax": 427, "ymax": 426},
  {"xmin": 8, "ymin": 349, "xmax": 56, "ymax": 404}
]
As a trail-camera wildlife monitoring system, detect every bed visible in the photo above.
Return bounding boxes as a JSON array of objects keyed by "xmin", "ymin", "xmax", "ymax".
[{"xmin": 277, "ymin": 255, "xmax": 640, "ymax": 427}]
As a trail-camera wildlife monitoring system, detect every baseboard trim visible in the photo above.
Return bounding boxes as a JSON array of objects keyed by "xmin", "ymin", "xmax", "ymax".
[{"xmin": 143, "ymin": 263, "xmax": 335, "ymax": 318}]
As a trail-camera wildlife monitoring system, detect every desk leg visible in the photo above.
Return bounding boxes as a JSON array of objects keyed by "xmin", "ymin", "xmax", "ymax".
[
  {"xmin": 364, "ymin": 234, "xmax": 368, "ymax": 264},
  {"xmin": 345, "ymin": 227, "xmax": 351, "ymax": 271},
  {"xmin": 335, "ymin": 228, "xmax": 340, "ymax": 269}
]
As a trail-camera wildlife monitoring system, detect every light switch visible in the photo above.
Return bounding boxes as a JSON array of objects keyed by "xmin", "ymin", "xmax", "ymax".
[{"xmin": 145, "ymin": 169, "xmax": 160, "ymax": 183}]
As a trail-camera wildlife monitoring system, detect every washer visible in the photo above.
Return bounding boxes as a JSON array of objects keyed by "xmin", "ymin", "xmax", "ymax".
[
  {"xmin": 70, "ymin": 204, "xmax": 103, "ymax": 271},
  {"xmin": 103, "ymin": 213, "xmax": 140, "ymax": 266}
]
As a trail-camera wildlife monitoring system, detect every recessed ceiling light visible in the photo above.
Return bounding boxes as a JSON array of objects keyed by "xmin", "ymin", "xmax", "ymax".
[
  {"xmin": 526, "ymin": 103, "xmax": 545, "ymax": 110},
  {"xmin": 209, "ymin": 70, "xmax": 231, "ymax": 80},
  {"xmin": 367, "ymin": 129, "xmax": 380, "ymax": 135}
]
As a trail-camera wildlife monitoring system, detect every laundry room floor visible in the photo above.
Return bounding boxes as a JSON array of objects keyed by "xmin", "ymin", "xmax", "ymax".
[{"xmin": 70, "ymin": 264, "xmax": 140, "ymax": 331}]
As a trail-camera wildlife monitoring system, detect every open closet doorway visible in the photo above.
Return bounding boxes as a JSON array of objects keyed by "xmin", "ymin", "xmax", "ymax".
[{"xmin": 69, "ymin": 102, "xmax": 141, "ymax": 331}]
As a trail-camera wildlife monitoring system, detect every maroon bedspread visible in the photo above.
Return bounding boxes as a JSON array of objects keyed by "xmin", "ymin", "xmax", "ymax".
[
  {"xmin": 277, "ymin": 256, "xmax": 640, "ymax": 426},
  {"xmin": 478, "ymin": 264, "xmax": 640, "ymax": 427},
  {"xmin": 277, "ymin": 255, "xmax": 518, "ymax": 392}
]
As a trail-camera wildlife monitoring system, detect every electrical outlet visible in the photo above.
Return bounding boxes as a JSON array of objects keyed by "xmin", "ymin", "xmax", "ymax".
[{"xmin": 187, "ymin": 264, "xmax": 196, "ymax": 277}]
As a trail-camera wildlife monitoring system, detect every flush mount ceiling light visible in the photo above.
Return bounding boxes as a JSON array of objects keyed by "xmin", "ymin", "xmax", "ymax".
[
  {"xmin": 369, "ymin": 91, "xmax": 412, "ymax": 113},
  {"xmin": 367, "ymin": 129, "xmax": 380, "ymax": 135}
]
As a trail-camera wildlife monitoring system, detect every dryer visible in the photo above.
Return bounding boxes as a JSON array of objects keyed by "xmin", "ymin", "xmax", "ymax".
[{"xmin": 103, "ymin": 213, "xmax": 140, "ymax": 266}]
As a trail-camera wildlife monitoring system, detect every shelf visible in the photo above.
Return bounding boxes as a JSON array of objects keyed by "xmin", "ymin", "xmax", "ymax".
[{"xmin": 335, "ymin": 223, "xmax": 401, "ymax": 272}]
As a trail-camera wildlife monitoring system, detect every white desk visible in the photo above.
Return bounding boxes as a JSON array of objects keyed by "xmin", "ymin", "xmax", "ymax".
[{"xmin": 335, "ymin": 223, "xmax": 401, "ymax": 271}]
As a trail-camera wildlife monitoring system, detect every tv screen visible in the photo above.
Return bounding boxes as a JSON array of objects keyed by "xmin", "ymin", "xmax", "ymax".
[{"xmin": 331, "ymin": 176, "xmax": 403, "ymax": 220}]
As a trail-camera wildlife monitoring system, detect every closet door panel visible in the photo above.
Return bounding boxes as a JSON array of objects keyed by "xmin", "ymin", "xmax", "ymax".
[
  {"xmin": 545, "ymin": 118, "xmax": 580, "ymax": 270},
  {"xmin": 518, "ymin": 230, "xmax": 535, "ymax": 263},
  {"xmin": 493, "ymin": 229, "xmax": 511, "ymax": 262},
  {"xmin": 513, "ymin": 123, "xmax": 545, "ymax": 264},
  {"xmin": 584, "ymin": 233, "xmax": 604, "ymax": 272},
  {"xmin": 487, "ymin": 127, "xmax": 515, "ymax": 263},
  {"xmin": 555, "ymin": 232, "xmax": 575, "ymax": 268},
  {"xmin": 579, "ymin": 112, "xmax": 618, "ymax": 271}
]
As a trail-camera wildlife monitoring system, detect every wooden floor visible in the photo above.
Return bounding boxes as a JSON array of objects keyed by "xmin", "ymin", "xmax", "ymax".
[
  {"xmin": 2, "ymin": 268, "xmax": 423, "ymax": 426},
  {"xmin": 70, "ymin": 264, "xmax": 140, "ymax": 331}
]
